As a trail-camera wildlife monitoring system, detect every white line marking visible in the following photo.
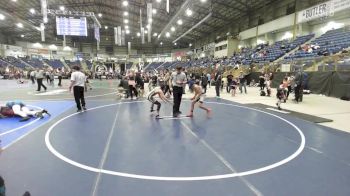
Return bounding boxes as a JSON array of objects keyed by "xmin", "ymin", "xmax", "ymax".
[
  {"xmin": 180, "ymin": 121, "xmax": 263, "ymax": 196},
  {"xmin": 0, "ymin": 105, "xmax": 42, "ymax": 137},
  {"xmin": 266, "ymin": 108, "xmax": 290, "ymax": 114},
  {"xmin": 44, "ymin": 101, "xmax": 306, "ymax": 181},
  {"xmin": 91, "ymin": 104, "xmax": 121, "ymax": 196}
]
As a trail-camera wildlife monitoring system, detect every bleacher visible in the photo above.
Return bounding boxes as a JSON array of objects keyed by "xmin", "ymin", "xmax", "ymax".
[
  {"xmin": 21, "ymin": 58, "xmax": 45, "ymax": 68},
  {"xmin": 286, "ymin": 28, "xmax": 350, "ymax": 60},
  {"xmin": 4, "ymin": 56, "xmax": 27, "ymax": 69},
  {"xmin": 44, "ymin": 59, "xmax": 64, "ymax": 69},
  {"xmin": 85, "ymin": 60, "xmax": 93, "ymax": 70},
  {"xmin": 125, "ymin": 62, "xmax": 133, "ymax": 70},
  {"xmin": 65, "ymin": 60, "xmax": 82, "ymax": 68},
  {"xmin": 145, "ymin": 62, "xmax": 163, "ymax": 71}
]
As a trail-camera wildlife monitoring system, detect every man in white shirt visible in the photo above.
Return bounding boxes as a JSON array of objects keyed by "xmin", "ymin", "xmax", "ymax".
[{"xmin": 69, "ymin": 66, "xmax": 87, "ymax": 112}]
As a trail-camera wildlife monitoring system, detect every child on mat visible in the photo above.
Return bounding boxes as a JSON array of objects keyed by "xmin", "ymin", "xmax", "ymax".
[
  {"xmin": 276, "ymin": 82, "xmax": 286, "ymax": 110},
  {"xmin": 187, "ymin": 80, "xmax": 211, "ymax": 117},
  {"xmin": 147, "ymin": 87, "xmax": 172, "ymax": 118}
]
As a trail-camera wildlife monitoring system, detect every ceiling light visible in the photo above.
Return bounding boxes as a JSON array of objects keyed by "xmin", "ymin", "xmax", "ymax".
[
  {"xmin": 0, "ymin": 14, "xmax": 5, "ymax": 20},
  {"xmin": 104, "ymin": 26, "xmax": 108, "ymax": 29},
  {"xmin": 29, "ymin": 8, "xmax": 35, "ymax": 14},
  {"xmin": 59, "ymin": 6, "xmax": 65, "ymax": 11},
  {"xmin": 156, "ymin": 0, "xmax": 162, "ymax": 2},
  {"xmin": 122, "ymin": 1, "xmax": 128, "ymax": 6},
  {"xmin": 33, "ymin": 43, "xmax": 43, "ymax": 48},
  {"xmin": 21, "ymin": 34, "xmax": 24, "ymax": 38},
  {"xmin": 98, "ymin": 13, "xmax": 102, "ymax": 18},
  {"xmin": 49, "ymin": 44, "xmax": 57, "ymax": 50},
  {"xmin": 174, "ymin": 43, "xmax": 177, "ymax": 46},
  {"xmin": 160, "ymin": 42, "xmax": 163, "ymax": 45},
  {"xmin": 145, "ymin": 30, "xmax": 148, "ymax": 34},
  {"xmin": 152, "ymin": 9, "xmax": 157, "ymax": 14},
  {"xmin": 177, "ymin": 19, "xmax": 183, "ymax": 25},
  {"xmin": 11, "ymin": 0, "xmax": 17, "ymax": 2},
  {"xmin": 146, "ymin": 24, "xmax": 150, "ymax": 29},
  {"xmin": 186, "ymin": 9, "xmax": 193, "ymax": 16},
  {"xmin": 63, "ymin": 46, "xmax": 72, "ymax": 51},
  {"xmin": 44, "ymin": 18, "xmax": 48, "ymax": 23},
  {"xmin": 17, "ymin": 23, "xmax": 23, "ymax": 28},
  {"xmin": 148, "ymin": 18, "xmax": 153, "ymax": 23},
  {"xmin": 200, "ymin": 0, "xmax": 207, "ymax": 2},
  {"xmin": 126, "ymin": 29, "xmax": 130, "ymax": 34},
  {"xmin": 165, "ymin": 32, "xmax": 170, "ymax": 37},
  {"xmin": 171, "ymin": 26, "xmax": 175, "ymax": 32},
  {"xmin": 137, "ymin": 32, "xmax": 141, "ymax": 37},
  {"xmin": 189, "ymin": 43, "xmax": 192, "ymax": 47},
  {"xmin": 124, "ymin": 19, "xmax": 129, "ymax": 24},
  {"xmin": 153, "ymin": 33, "xmax": 158, "ymax": 37},
  {"xmin": 123, "ymin": 11, "xmax": 129, "ymax": 16},
  {"xmin": 125, "ymin": 25, "xmax": 129, "ymax": 29}
]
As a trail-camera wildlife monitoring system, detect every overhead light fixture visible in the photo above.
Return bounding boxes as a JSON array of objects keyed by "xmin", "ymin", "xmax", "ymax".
[
  {"xmin": 152, "ymin": 9, "xmax": 157, "ymax": 14},
  {"xmin": 200, "ymin": 0, "xmax": 207, "ymax": 2},
  {"xmin": 44, "ymin": 18, "xmax": 48, "ymax": 23},
  {"xmin": 98, "ymin": 13, "xmax": 102, "ymax": 18},
  {"xmin": 17, "ymin": 23, "xmax": 23, "ymax": 28},
  {"xmin": 160, "ymin": 42, "xmax": 163, "ymax": 45},
  {"xmin": 137, "ymin": 32, "xmax": 141, "ymax": 37},
  {"xmin": 177, "ymin": 19, "xmax": 183, "ymax": 25},
  {"xmin": 148, "ymin": 18, "xmax": 153, "ymax": 23},
  {"xmin": 63, "ymin": 46, "xmax": 72, "ymax": 51},
  {"xmin": 123, "ymin": 11, "xmax": 129, "ymax": 16},
  {"xmin": 145, "ymin": 30, "xmax": 148, "ymax": 34},
  {"xmin": 156, "ymin": 0, "xmax": 162, "ymax": 2},
  {"xmin": 125, "ymin": 25, "xmax": 129, "ymax": 29},
  {"xmin": 11, "ymin": 0, "xmax": 17, "ymax": 2},
  {"xmin": 21, "ymin": 34, "xmax": 24, "ymax": 38},
  {"xmin": 174, "ymin": 42, "xmax": 177, "ymax": 46},
  {"xmin": 126, "ymin": 29, "xmax": 130, "ymax": 34},
  {"xmin": 171, "ymin": 26, "xmax": 175, "ymax": 32},
  {"xmin": 166, "ymin": 32, "xmax": 170, "ymax": 37},
  {"xmin": 153, "ymin": 33, "xmax": 158, "ymax": 37},
  {"xmin": 104, "ymin": 26, "xmax": 108, "ymax": 29},
  {"xmin": 186, "ymin": 9, "xmax": 193, "ymax": 16},
  {"xmin": 59, "ymin": 6, "xmax": 65, "ymax": 11},
  {"xmin": 33, "ymin": 43, "xmax": 43, "ymax": 48},
  {"xmin": 122, "ymin": 1, "xmax": 128, "ymax": 6},
  {"xmin": 146, "ymin": 24, "xmax": 151, "ymax": 29},
  {"xmin": 49, "ymin": 44, "xmax": 57, "ymax": 50},
  {"xmin": 0, "ymin": 14, "xmax": 5, "ymax": 20},
  {"xmin": 189, "ymin": 43, "xmax": 192, "ymax": 47},
  {"xmin": 124, "ymin": 19, "xmax": 129, "ymax": 24},
  {"xmin": 29, "ymin": 8, "xmax": 35, "ymax": 14}
]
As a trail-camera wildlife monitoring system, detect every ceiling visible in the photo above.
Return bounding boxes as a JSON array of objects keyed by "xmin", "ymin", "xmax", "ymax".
[{"xmin": 0, "ymin": 0, "xmax": 278, "ymax": 47}]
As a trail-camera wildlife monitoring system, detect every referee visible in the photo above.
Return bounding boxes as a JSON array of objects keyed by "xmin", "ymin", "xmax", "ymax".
[
  {"xmin": 172, "ymin": 66, "xmax": 187, "ymax": 117},
  {"xmin": 69, "ymin": 66, "xmax": 87, "ymax": 112}
]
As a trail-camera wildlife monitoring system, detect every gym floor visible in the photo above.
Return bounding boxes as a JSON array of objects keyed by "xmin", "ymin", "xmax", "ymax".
[{"xmin": 1, "ymin": 80, "xmax": 350, "ymax": 196}]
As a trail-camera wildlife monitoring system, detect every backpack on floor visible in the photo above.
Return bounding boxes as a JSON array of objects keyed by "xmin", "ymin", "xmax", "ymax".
[{"xmin": 260, "ymin": 90, "xmax": 266, "ymax": 96}]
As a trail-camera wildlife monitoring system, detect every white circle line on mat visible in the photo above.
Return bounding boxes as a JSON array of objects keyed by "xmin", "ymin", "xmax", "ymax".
[{"xmin": 45, "ymin": 101, "xmax": 306, "ymax": 181}]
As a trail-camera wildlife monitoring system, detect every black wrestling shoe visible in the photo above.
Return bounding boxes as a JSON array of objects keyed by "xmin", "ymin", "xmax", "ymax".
[
  {"xmin": 42, "ymin": 109, "xmax": 51, "ymax": 116},
  {"xmin": 77, "ymin": 109, "xmax": 82, "ymax": 113},
  {"xmin": 83, "ymin": 107, "xmax": 87, "ymax": 111},
  {"xmin": 150, "ymin": 109, "xmax": 155, "ymax": 112},
  {"xmin": 20, "ymin": 117, "xmax": 30, "ymax": 122}
]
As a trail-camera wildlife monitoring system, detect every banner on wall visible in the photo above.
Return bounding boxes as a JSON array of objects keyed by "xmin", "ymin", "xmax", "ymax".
[{"xmin": 297, "ymin": 0, "xmax": 350, "ymax": 23}]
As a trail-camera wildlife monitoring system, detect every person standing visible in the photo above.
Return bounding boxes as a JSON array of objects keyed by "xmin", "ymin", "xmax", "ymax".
[
  {"xmin": 30, "ymin": 70, "xmax": 35, "ymax": 84},
  {"xmin": 214, "ymin": 71, "xmax": 222, "ymax": 98},
  {"xmin": 127, "ymin": 70, "xmax": 138, "ymax": 100},
  {"xmin": 201, "ymin": 73, "xmax": 208, "ymax": 94},
  {"xmin": 69, "ymin": 66, "xmax": 86, "ymax": 112},
  {"xmin": 206, "ymin": 73, "xmax": 211, "ymax": 88},
  {"xmin": 239, "ymin": 71, "xmax": 247, "ymax": 94},
  {"xmin": 57, "ymin": 68, "xmax": 63, "ymax": 87},
  {"xmin": 172, "ymin": 66, "xmax": 187, "ymax": 117},
  {"xmin": 35, "ymin": 68, "xmax": 47, "ymax": 92}
]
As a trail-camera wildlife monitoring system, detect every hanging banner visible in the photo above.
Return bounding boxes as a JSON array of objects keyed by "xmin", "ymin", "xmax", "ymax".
[
  {"xmin": 141, "ymin": 27, "xmax": 145, "ymax": 44},
  {"xmin": 118, "ymin": 26, "xmax": 122, "ymax": 46},
  {"xmin": 40, "ymin": 23, "xmax": 45, "ymax": 42},
  {"xmin": 94, "ymin": 23, "xmax": 100, "ymax": 42},
  {"xmin": 166, "ymin": 0, "xmax": 169, "ymax": 13},
  {"xmin": 128, "ymin": 42, "xmax": 131, "ymax": 55},
  {"xmin": 121, "ymin": 30, "xmax": 125, "ymax": 46},
  {"xmin": 41, "ymin": 0, "xmax": 48, "ymax": 23},
  {"xmin": 297, "ymin": 0, "xmax": 350, "ymax": 23},
  {"xmin": 114, "ymin": 27, "xmax": 118, "ymax": 45},
  {"xmin": 147, "ymin": 3, "xmax": 153, "ymax": 43}
]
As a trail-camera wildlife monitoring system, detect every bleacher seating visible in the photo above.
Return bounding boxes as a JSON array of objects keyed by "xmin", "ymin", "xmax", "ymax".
[
  {"xmin": 65, "ymin": 60, "xmax": 82, "ymax": 68},
  {"xmin": 44, "ymin": 59, "xmax": 64, "ymax": 69},
  {"xmin": 286, "ymin": 28, "xmax": 350, "ymax": 60},
  {"xmin": 145, "ymin": 62, "xmax": 163, "ymax": 71},
  {"xmin": 21, "ymin": 58, "xmax": 45, "ymax": 68},
  {"xmin": 4, "ymin": 56, "xmax": 27, "ymax": 69}
]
